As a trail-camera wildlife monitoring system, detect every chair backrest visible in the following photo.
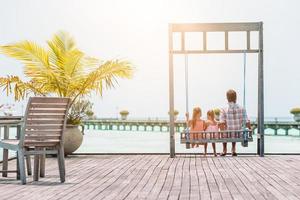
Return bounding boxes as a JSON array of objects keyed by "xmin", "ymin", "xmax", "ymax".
[{"xmin": 20, "ymin": 97, "xmax": 71, "ymax": 148}]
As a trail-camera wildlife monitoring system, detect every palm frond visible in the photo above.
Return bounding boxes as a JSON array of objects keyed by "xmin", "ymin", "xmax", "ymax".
[
  {"xmin": 47, "ymin": 31, "xmax": 76, "ymax": 54},
  {"xmin": 0, "ymin": 41, "xmax": 50, "ymax": 73},
  {"xmin": 74, "ymin": 59, "xmax": 133, "ymax": 97},
  {"xmin": 0, "ymin": 76, "xmax": 45, "ymax": 101},
  {"xmin": 0, "ymin": 41, "xmax": 64, "ymax": 93},
  {"xmin": 0, "ymin": 31, "xmax": 134, "ymax": 104}
]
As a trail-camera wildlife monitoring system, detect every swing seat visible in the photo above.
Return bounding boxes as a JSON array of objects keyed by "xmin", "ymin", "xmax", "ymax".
[{"xmin": 180, "ymin": 129, "xmax": 253, "ymax": 148}]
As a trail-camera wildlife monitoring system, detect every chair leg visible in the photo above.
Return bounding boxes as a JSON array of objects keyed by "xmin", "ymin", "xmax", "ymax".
[
  {"xmin": 16, "ymin": 151, "xmax": 20, "ymax": 180},
  {"xmin": 2, "ymin": 126, "xmax": 9, "ymax": 177},
  {"xmin": 26, "ymin": 155, "xmax": 32, "ymax": 176},
  {"xmin": 57, "ymin": 147, "xmax": 65, "ymax": 183},
  {"xmin": 2, "ymin": 149, "xmax": 8, "ymax": 177},
  {"xmin": 40, "ymin": 148, "xmax": 45, "ymax": 177},
  {"xmin": 33, "ymin": 154, "xmax": 40, "ymax": 181},
  {"xmin": 17, "ymin": 149, "xmax": 26, "ymax": 185}
]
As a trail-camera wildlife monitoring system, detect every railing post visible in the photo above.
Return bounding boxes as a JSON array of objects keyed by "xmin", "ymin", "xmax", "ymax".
[{"xmin": 274, "ymin": 118, "xmax": 278, "ymax": 135}]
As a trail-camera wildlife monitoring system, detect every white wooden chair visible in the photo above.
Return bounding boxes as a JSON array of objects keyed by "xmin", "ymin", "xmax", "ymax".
[{"xmin": 0, "ymin": 97, "xmax": 70, "ymax": 184}]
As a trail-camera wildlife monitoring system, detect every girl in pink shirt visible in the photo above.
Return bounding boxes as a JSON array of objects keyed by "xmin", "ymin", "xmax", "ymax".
[
  {"xmin": 205, "ymin": 110, "xmax": 218, "ymax": 156},
  {"xmin": 186, "ymin": 107, "xmax": 205, "ymax": 150}
]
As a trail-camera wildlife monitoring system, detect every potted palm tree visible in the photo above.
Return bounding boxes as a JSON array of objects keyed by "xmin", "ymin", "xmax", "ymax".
[
  {"xmin": 290, "ymin": 108, "xmax": 300, "ymax": 122},
  {"xmin": 0, "ymin": 31, "xmax": 133, "ymax": 154},
  {"xmin": 120, "ymin": 110, "xmax": 129, "ymax": 120}
]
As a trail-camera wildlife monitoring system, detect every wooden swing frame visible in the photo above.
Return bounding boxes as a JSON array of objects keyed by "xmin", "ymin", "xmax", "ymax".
[{"xmin": 168, "ymin": 22, "xmax": 264, "ymax": 157}]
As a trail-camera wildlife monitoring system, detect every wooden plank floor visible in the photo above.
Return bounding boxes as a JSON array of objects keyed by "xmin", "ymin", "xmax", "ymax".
[{"xmin": 0, "ymin": 155, "xmax": 300, "ymax": 200}]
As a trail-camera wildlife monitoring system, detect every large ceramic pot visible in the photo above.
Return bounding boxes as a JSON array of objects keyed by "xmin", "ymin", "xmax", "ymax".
[
  {"xmin": 293, "ymin": 113, "xmax": 300, "ymax": 122},
  {"xmin": 64, "ymin": 125, "xmax": 83, "ymax": 155}
]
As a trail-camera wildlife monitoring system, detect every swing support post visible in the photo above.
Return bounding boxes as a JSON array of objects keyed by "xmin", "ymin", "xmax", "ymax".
[
  {"xmin": 257, "ymin": 22, "xmax": 264, "ymax": 156},
  {"xmin": 168, "ymin": 22, "xmax": 264, "ymax": 158},
  {"xmin": 168, "ymin": 24, "xmax": 176, "ymax": 158}
]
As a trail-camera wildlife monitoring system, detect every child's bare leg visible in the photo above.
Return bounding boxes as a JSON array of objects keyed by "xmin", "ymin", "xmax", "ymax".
[
  {"xmin": 221, "ymin": 143, "xmax": 227, "ymax": 156},
  {"xmin": 212, "ymin": 143, "xmax": 217, "ymax": 156},
  {"xmin": 204, "ymin": 143, "xmax": 207, "ymax": 156},
  {"xmin": 196, "ymin": 133, "xmax": 200, "ymax": 147},
  {"xmin": 191, "ymin": 133, "xmax": 195, "ymax": 148}
]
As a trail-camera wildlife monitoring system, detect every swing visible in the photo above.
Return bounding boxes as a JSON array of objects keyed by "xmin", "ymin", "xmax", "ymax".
[{"xmin": 180, "ymin": 51, "xmax": 253, "ymax": 149}]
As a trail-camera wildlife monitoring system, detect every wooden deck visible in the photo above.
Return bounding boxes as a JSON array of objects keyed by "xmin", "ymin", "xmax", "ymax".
[{"xmin": 0, "ymin": 155, "xmax": 300, "ymax": 200}]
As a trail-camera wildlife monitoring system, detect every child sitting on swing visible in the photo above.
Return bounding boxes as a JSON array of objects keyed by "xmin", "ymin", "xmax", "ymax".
[
  {"xmin": 185, "ymin": 107, "xmax": 206, "ymax": 151},
  {"xmin": 205, "ymin": 110, "xmax": 218, "ymax": 156}
]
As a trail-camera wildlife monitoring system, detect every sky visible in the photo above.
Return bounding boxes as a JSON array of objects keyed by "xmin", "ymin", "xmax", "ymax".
[{"xmin": 0, "ymin": 0, "xmax": 299, "ymax": 119}]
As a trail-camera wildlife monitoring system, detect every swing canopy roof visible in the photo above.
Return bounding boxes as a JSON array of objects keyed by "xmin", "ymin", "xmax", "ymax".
[{"xmin": 169, "ymin": 22, "xmax": 263, "ymax": 54}]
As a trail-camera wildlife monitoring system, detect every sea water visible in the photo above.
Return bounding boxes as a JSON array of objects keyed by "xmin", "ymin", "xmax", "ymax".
[
  {"xmin": 1, "ymin": 129, "xmax": 300, "ymax": 161},
  {"xmin": 75, "ymin": 129, "xmax": 300, "ymax": 154}
]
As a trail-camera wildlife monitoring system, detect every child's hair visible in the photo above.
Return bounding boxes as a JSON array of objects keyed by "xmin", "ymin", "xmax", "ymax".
[
  {"xmin": 207, "ymin": 110, "xmax": 215, "ymax": 120},
  {"xmin": 192, "ymin": 107, "xmax": 202, "ymax": 129}
]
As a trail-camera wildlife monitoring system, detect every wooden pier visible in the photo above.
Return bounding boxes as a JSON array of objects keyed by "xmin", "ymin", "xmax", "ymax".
[
  {"xmin": 0, "ymin": 155, "xmax": 300, "ymax": 199},
  {"xmin": 83, "ymin": 119, "xmax": 300, "ymax": 136}
]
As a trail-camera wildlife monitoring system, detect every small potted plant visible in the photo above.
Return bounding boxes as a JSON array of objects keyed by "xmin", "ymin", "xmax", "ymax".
[
  {"xmin": 65, "ymin": 99, "xmax": 94, "ymax": 154},
  {"xmin": 213, "ymin": 108, "xmax": 221, "ymax": 121},
  {"xmin": 168, "ymin": 110, "xmax": 179, "ymax": 121},
  {"xmin": 120, "ymin": 110, "xmax": 129, "ymax": 120},
  {"xmin": 290, "ymin": 107, "xmax": 300, "ymax": 122}
]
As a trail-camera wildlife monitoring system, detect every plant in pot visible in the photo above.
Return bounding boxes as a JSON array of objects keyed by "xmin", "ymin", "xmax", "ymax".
[
  {"xmin": 65, "ymin": 99, "xmax": 94, "ymax": 154},
  {"xmin": 0, "ymin": 31, "xmax": 133, "ymax": 154},
  {"xmin": 290, "ymin": 108, "xmax": 300, "ymax": 122},
  {"xmin": 120, "ymin": 110, "xmax": 129, "ymax": 120},
  {"xmin": 168, "ymin": 110, "xmax": 179, "ymax": 121}
]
